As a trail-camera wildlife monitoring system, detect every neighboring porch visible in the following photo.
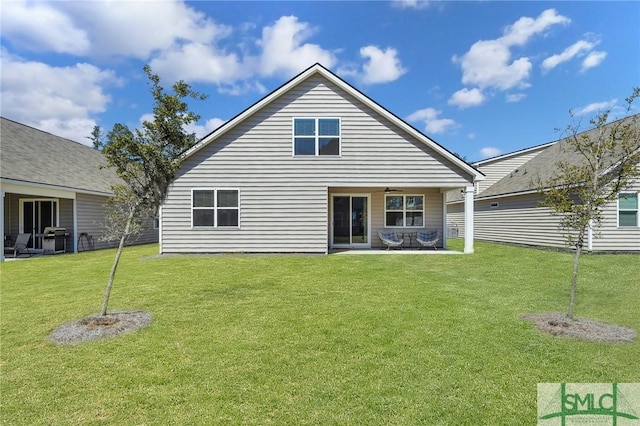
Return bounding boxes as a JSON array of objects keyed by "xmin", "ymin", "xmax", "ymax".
[
  {"xmin": 328, "ymin": 186, "xmax": 475, "ymax": 253},
  {"xmin": 1, "ymin": 182, "xmax": 106, "ymax": 260},
  {"xmin": 2, "ymin": 188, "xmax": 78, "ymax": 260}
]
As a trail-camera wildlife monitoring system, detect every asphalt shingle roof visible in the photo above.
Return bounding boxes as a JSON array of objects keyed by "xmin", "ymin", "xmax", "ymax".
[
  {"xmin": 477, "ymin": 114, "xmax": 640, "ymax": 199},
  {"xmin": 1, "ymin": 117, "xmax": 118, "ymax": 195}
]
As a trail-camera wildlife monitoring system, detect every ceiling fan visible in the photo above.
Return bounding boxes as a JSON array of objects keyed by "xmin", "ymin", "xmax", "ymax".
[{"xmin": 374, "ymin": 187, "xmax": 403, "ymax": 193}]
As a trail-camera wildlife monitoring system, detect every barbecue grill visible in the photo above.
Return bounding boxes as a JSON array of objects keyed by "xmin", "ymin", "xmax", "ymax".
[{"xmin": 42, "ymin": 227, "xmax": 67, "ymax": 254}]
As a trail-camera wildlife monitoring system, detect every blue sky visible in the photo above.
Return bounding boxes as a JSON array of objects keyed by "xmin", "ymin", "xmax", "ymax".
[{"xmin": 1, "ymin": 1, "xmax": 639, "ymax": 161}]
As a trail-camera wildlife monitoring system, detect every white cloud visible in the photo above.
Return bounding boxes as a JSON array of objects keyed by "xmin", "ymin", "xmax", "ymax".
[
  {"xmin": 0, "ymin": 51, "xmax": 118, "ymax": 145},
  {"xmin": 406, "ymin": 108, "xmax": 457, "ymax": 134},
  {"xmin": 448, "ymin": 88, "xmax": 485, "ymax": 108},
  {"xmin": 391, "ymin": 0, "xmax": 432, "ymax": 10},
  {"xmin": 338, "ymin": 46, "xmax": 406, "ymax": 85},
  {"xmin": 573, "ymin": 99, "xmax": 617, "ymax": 116},
  {"xmin": 65, "ymin": 0, "xmax": 224, "ymax": 59},
  {"xmin": 153, "ymin": 15, "xmax": 336, "ymax": 91},
  {"xmin": 360, "ymin": 46, "xmax": 407, "ymax": 84},
  {"xmin": 149, "ymin": 42, "xmax": 247, "ymax": 85},
  {"xmin": 506, "ymin": 93, "xmax": 527, "ymax": 103},
  {"xmin": 581, "ymin": 51, "xmax": 607, "ymax": 72},
  {"xmin": 480, "ymin": 147, "xmax": 502, "ymax": 158},
  {"xmin": 453, "ymin": 9, "xmax": 570, "ymax": 91},
  {"xmin": 186, "ymin": 118, "xmax": 227, "ymax": 139},
  {"xmin": 541, "ymin": 40, "xmax": 595, "ymax": 72},
  {"xmin": 0, "ymin": 1, "xmax": 90, "ymax": 55},
  {"xmin": 258, "ymin": 15, "xmax": 336, "ymax": 78}
]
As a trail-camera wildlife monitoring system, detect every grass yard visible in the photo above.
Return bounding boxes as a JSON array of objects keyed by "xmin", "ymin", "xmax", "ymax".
[{"xmin": 1, "ymin": 241, "xmax": 638, "ymax": 424}]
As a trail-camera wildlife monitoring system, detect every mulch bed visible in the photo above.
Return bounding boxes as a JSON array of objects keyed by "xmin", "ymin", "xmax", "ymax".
[
  {"xmin": 522, "ymin": 313, "xmax": 636, "ymax": 343},
  {"xmin": 50, "ymin": 311, "xmax": 152, "ymax": 345}
]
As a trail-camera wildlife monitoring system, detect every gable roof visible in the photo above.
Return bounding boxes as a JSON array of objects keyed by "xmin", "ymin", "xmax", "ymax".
[
  {"xmin": 477, "ymin": 113, "xmax": 640, "ymax": 200},
  {"xmin": 471, "ymin": 141, "xmax": 556, "ymax": 167},
  {"xmin": 183, "ymin": 63, "xmax": 483, "ymax": 182},
  {"xmin": 0, "ymin": 117, "xmax": 118, "ymax": 195}
]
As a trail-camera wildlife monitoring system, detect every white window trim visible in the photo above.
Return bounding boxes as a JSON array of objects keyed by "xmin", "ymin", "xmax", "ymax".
[
  {"xmin": 292, "ymin": 117, "xmax": 342, "ymax": 157},
  {"xmin": 191, "ymin": 188, "xmax": 240, "ymax": 228},
  {"xmin": 384, "ymin": 194, "xmax": 425, "ymax": 228},
  {"xmin": 617, "ymin": 192, "xmax": 639, "ymax": 228}
]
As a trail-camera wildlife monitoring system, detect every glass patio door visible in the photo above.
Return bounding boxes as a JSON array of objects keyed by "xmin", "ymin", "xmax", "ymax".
[
  {"xmin": 20, "ymin": 199, "xmax": 58, "ymax": 249},
  {"xmin": 332, "ymin": 195, "xmax": 369, "ymax": 247}
]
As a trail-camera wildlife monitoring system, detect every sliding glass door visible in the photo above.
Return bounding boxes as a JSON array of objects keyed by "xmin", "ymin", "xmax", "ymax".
[
  {"xmin": 20, "ymin": 199, "xmax": 58, "ymax": 249},
  {"xmin": 332, "ymin": 195, "xmax": 370, "ymax": 248}
]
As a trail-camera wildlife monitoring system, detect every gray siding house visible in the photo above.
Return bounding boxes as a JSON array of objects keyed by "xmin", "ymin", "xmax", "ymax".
[
  {"xmin": 1, "ymin": 117, "xmax": 158, "ymax": 260},
  {"xmin": 160, "ymin": 64, "xmax": 484, "ymax": 254},
  {"xmin": 447, "ymin": 115, "xmax": 640, "ymax": 252}
]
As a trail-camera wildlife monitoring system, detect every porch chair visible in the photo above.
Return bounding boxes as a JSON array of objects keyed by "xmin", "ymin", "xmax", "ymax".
[
  {"xmin": 4, "ymin": 233, "xmax": 33, "ymax": 258},
  {"xmin": 378, "ymin": 229, "xmax": 404, "ymax": 250},
  {"xmin": 416, "ymin": 230, "xmax": 440, "ymax": 250}
]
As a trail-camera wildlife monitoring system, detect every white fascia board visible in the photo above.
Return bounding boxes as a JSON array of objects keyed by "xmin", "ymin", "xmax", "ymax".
[
  {"xmin": 472, "ymin": 142, "xmax": 557, "ymax": 167},
  {"xmin": 0, "ymin": 178, "xmax": 112, "ymax": 198}
]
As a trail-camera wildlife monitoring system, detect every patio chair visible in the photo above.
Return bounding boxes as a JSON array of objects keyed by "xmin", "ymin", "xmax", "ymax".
[
  {"xmin": 4, "ymin": 233, "xmax": 33, "ymax": 258},
  {"xmin": 416, "ymin": 230, "xmax": 440, "ymax": 250},
  {"xmin": 378, "ymin": 230, "xmax": 404, "ymax": 250}
]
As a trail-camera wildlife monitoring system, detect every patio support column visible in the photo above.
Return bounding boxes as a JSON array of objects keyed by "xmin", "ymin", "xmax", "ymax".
[
  {"xmin": 441, "ymin": 192, "xmax": 448, "ymax": 249},
  {"xmin": 464, "ymin": 186, "xmax": 474, "ymax": 254},
  {"xmin": 73, "ymin": 197, "xmax": 78, "ymax": 253}
]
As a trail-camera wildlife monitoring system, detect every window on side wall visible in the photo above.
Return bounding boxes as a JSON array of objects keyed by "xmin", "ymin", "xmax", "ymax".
[
  {"xmin": 293, "ymin": 118, "xmax": 340, "ymax": 156},
  {"xmin": 192, "ymin": 189, "xmax": 239, "ymax": 227},
  {"xmin": 384, "ymin": 195, "xmax": 424, "ymax": 227},
  {"xmin": 618, "ymin": 193, "xmax": 638, "ymax": 227}
]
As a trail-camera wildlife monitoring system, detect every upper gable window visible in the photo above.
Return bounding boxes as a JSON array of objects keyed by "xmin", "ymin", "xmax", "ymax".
[{"xmin": 293, "ymin": 118, "xmax": 340, "ymax": 156}]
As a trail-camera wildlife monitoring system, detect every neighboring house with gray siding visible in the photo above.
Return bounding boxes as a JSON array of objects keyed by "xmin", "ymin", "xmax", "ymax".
[
  {"xmin": 1, "ymin": 117, "xmax": 158, "ymax": 260},
  {"xmin": 160, "ymin": 64, "xmax": 484, "ymax": 254},
  {"xmin": 447, "ymin": 114, "xmax": 640, "ymax": 252}
]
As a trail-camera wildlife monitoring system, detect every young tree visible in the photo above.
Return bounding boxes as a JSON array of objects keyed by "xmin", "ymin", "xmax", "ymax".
[
  {"xmin": 99, "ymin": 65, "xmax": 206, "ymax": 316},
  {"xmin": 88, "ymin": 125, "xmax": 105, "ymax": 150},
  {"xmin": 538, "ymin": 88, "xmax": 640, "ymax": 319}
]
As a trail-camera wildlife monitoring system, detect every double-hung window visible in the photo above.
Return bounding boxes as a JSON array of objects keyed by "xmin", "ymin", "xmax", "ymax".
[
  {"xmin": 385, "ymin": 195, "xmax": 424, "ymax": 227},
  {"xmin": 293, "ymin": 118, "xmax": 340, "ymax": 156},
  {"xmin": 618, "ymin": 193, "xmax": 638, "ymax": 227},
  {"xmin": 192, "ymin": 189, "xmax": 239, "ymax": 227}
]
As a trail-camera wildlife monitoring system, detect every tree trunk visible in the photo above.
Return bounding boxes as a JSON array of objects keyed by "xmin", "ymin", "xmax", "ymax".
[
  {"xmin": 100, "ymin": 206, "xmax": 136, "ymax": 316},
  {"xmin": 567, "ymin": 242, "xmax": 582, "ymax": 320}
]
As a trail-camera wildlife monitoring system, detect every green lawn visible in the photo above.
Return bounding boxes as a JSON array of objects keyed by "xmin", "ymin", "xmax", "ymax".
[{"xmin": 1, "ymin": 241, "xmax": 638, "ymax": 425}]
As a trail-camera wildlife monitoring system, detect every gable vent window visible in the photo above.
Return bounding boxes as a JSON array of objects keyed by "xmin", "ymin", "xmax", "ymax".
[{"xmin": 293, "ymin": 118, "xmax": 340, "ymax": 156}]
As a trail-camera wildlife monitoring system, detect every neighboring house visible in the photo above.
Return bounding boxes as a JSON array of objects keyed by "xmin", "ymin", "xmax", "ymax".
[
  {"xmin": 1, "ymin": 117, "xmax": 158, "ymax": 260},
  {"xmin": 447, "ymin": 115, "xmax": 640, "ymax": 252},
  {"xmin": 160, "ymin": 63, "xmax": 484, "ymax": 254}
]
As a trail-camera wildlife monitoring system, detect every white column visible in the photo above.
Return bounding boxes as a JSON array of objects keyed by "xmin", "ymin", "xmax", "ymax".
[
  {"xmin": 441, "ymin": 192, "xmax": 448, "ymax": 250},
  {"xmin": 72, "ymin": 197, "xmax": 78, "ymax": 253},
  {"xmin": 158, "ymin": 205, "xmax": 163, "ymax": 254},
  {"xmin": 587, "ymin": 219, "xmax": 593, "ymax": 251},
  {"xmin": 464, "ymin": 186, "xmax": 474, "ymax": 254}
]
